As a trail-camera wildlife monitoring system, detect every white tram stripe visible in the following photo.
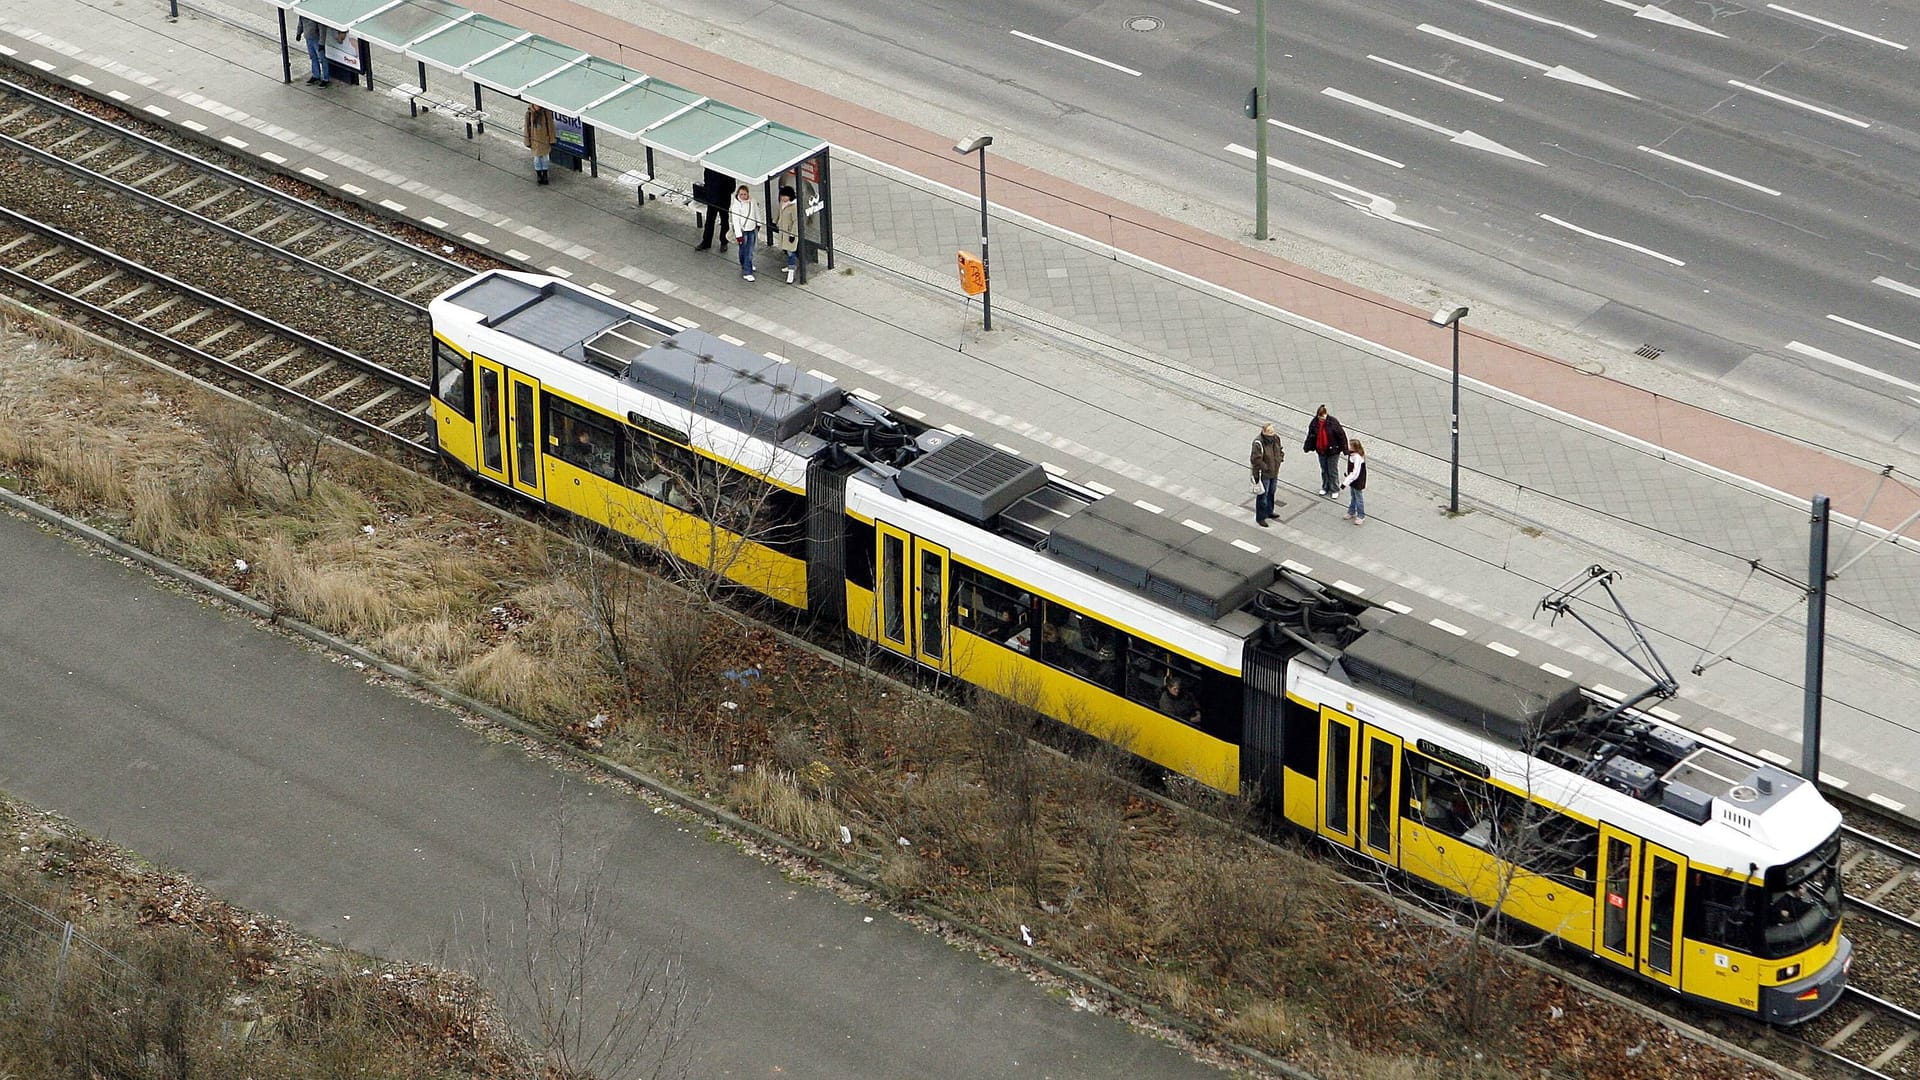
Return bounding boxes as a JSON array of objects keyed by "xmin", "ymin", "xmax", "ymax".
[
  {"xmin": 1827, "ymin": 313, "xmax": 1920, "ymax": 352},
  {"xmin": 1428, "ymin": 618, "xmax": 1467, "ymax": 635},
  {"xmin": 1132, "ymin": 499, "xmax": 1165, "ymax": 513},
  {"xmin": 1874, "ymin": 276, "xmax": 1920, "ymax": 300},
  {"xmin": 1270, "ymin": 117, "xmax": 1405, "ymax": 167},
  {"xmin": 1540, "ymin": 662, "xmax": 1573, "ymax": 677},
  {"xmin": 1008, "ymin": 30, "xmax": 1144, "ymax": 76}
]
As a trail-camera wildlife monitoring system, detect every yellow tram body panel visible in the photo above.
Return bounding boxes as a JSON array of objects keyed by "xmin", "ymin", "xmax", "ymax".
[
  {"xmin": 545, "ymin": 456, "xmax": 809, "ymax": 609},
  {"xmin": 843, "ymin": 580, "xmax": 1241, "ymax": 792}
]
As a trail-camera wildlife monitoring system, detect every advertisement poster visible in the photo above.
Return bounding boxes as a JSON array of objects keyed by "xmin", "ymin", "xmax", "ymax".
[
  {"xmin": 554, "ymin": 113, "xmax": 585, "ymax": 153},
  {"xmin": 323, "ymin": 31, "xmax": 361, "ymax": 72}
]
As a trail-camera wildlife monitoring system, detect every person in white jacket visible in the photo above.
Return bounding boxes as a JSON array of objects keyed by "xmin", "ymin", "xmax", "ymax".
[
  {"xmin": 729, "ymin": 185, "xmax": 762, "ymax": 281},
  {"xmin": 1342, "ymin": 441, "xmax": 1367, "ymax": 525}
]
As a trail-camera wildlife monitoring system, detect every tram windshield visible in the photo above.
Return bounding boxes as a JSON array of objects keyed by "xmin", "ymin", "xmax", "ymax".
[{"xmin": 1760, "ymin": 829, "xmax": 1842, "ymax": 957}]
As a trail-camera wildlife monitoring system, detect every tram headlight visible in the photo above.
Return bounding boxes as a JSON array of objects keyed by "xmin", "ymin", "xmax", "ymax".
[{"xmin": 1776, "ymin": 963, "xmax": 1800, "ymax": 982}]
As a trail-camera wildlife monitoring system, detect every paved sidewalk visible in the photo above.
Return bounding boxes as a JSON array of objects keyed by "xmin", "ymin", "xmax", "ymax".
[{"xmin": 2, "ymin": 0, "xmax": 1915, "ymax": 822}]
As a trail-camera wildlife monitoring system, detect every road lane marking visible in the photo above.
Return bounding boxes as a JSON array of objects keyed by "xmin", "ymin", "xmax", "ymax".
[
  {"xmin": 1418, "ymin": 25, "xmax": 1639, "ymax": 98},
  {"xmin": 1603, "ymin": 0, "xmax": 1727, "ymax": 36},
  {"xmin": 1224, "ymin": 143, "xmax": 1438, "ymax": 229},
  {"xmin": 1766, "ymin": 4, "xmax": 1907, "ymax": 48},
  {"xmin": 1008, "ymin": 30, "xmax": 1142, "ymax": 76},
  {"xmin": 1827, "ymin": 313, "xmax": 1920, "ymax": 352},
  {"xmin": 1468, "ymin": 0, "xmax": 1597, "ymax": 37},
  {"xmin": 1538, "ymin": 213, "xmax": 1685, "ymax": 265},
  {"xmin": 1189, "ymin": 0, "xmax": 1242, "ymax": 12},
  {"xmin": 1786, "ymin": 340, "xmax": 1920, "ymax": 392},
  {"xmin": 1368, "ymin": 54, "xmax": 1504, "ymax": 101},
  {"xmin": 1636, "ymin": 145, "xmax": 1780, "ymax": 195},
  {"xmin": 1268, "ymin": 118, "xmax": 1404, "ymax": 167},
  {"xmin": 1874, "ymin": 276, "xmax": 1920, "ymax": 300},
  {"xmin": 1726, "ymin": 79, "xmax": 1868, "ymax": 128},
  {"xmin": 1323, "ymin": 87, "xmax": 1542, "ymax": 164}
]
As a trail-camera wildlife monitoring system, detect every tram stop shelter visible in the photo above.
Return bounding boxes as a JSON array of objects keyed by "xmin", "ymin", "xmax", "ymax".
[{"xmin": 264, "ymin": 0, "xmax": 835, "ymax": 279}]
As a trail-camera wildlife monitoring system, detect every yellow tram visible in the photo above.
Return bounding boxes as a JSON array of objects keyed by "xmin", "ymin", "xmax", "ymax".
[{"xmin": 429, "ymin": 271, "xmax": 1849, "ymax": 1021}]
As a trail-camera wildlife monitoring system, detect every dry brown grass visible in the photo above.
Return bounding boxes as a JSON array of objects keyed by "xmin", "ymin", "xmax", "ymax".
[{"xmin": 731, "ymin": 763, "xmax": 840, "ymax": 843}]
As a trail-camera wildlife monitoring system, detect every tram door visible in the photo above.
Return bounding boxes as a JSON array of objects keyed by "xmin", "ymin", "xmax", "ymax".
[
  {"xmin": 1639, "ymin": 842, "xmax": 1686, "ymax": 989},
  {"xmin": 506, "ymin": 371, "xmax": 543, "ymax": 499},
  {"xmin": 1596, "ymin": 824, "xmax": 1642, "ymax": 969},
  {"xmin": 474, "ymin": 357, "xmax": 509, "ymax": 487},
  {"xmin": 1359, "ymin": 729, "xmax": 1403, "ymax": 868},
  {"xmin": 1318, "ymin": 708, "xmax": 1357, "ymax": 848},
  {"xmin": 873, "ymin": 522, "xmax": 950, "ymax": 671}
]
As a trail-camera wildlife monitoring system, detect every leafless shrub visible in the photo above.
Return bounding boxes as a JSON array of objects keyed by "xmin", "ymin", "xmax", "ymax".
[
  {"xmin": 262, "ymin": 413, "xmax": 326, "ymax": 500},
  {"xmin": 466, "ymin": 824, "xmax": 704, "ymax": 1080}
]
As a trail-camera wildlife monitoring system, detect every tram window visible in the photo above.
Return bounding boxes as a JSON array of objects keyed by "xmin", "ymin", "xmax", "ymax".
[
  {"xmin": 433, "ymin": 341, "xmax": 471, "ymax": 418},
  {"xmin": 844, "ymin": 518, "xmax": 874, "ymax": 590},
  {"xmin": 881, "ymin": 532, "xmax": 905, "ymax": 643},
  {"xmin": 478, "ymin": 366, "xmax": 502, "ymax": 472},
  {"xmin": 1403, "ymin": 753, "xmax": 1488, "ymax": 843},
  {"xmin": 950, "ymin": 565, "xmax": 1031, "ymax": 650},
  {"xmin": 545, "ymin": 395, "xmax": 620, "ymax": 481},
  {"xmin": 1365, "ymin": 739, "xmax": 1395, "ymax": 851},
  {"xmin": 620, "ymin": 426, "xmax": 699, "ymax": 511},
  {"xmin": 1323, "ymin": 719, "xmax": 1351, "ymax": 834},
  {"xmin": 1684, "ymin": 871, "xmax": 1756, "ymax": 953},
  {"xmin": 1602, "ymin": 837, "xmax": 1632, "ymax": 954},
  {"xmin": 1037, "ymin": 601, "xmax": 1120, "ymax": 691},
  {"xmin": 1647, "ymin": 856, "xmax": 1678, "ymax": 975},
  {"xmin": 1761, "ymin": 833, "xmax": 1841, "ymax": 957},
  {"xmin": 1123, "ymin": 639, "xmax": 1204, "ymax": 726},
  {"xmin": 919, "ymin": 548, "xmax": 944, "ymax": 661},
  {"xmin": 1281, "ymin": 697, "xmax": 1318, "ymax": 779},
  {"xmin": 513, "ymin": 381, "xmax": 538, "ymax": 482},
  {"xmin": 1509, "ymin": 809, "xmax": 1598, "ymax": 893}
]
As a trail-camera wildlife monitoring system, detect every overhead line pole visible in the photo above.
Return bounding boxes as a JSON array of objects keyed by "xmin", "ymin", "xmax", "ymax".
[
  {"xmin": 1254, "ymin": 0, "xmax": 1269, "ymax": 240},
  {"xmin": 1804, "ymin": 494, "xmax": 1830, "ymax": 782}
]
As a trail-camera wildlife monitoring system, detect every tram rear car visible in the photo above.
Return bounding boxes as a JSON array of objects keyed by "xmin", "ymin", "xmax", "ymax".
[{"xmin": 425, "ymin": 271, "xmax": 1848, "ymax": 1022}]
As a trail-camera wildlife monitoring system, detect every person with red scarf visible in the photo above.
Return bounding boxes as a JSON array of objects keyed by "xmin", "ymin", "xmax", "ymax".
[{"xmin": 1303, "ymin": 405, "xmax": 1349, "ymax": 499}]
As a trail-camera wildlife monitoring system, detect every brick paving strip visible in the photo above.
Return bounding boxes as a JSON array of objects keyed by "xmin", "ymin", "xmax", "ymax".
[{"xmin": 470, "ymin": 0, "xmax": 1920, "ymax": 533}]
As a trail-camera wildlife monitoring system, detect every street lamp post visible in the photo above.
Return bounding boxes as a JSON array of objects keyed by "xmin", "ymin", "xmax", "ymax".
[
  {"xmin": 1430, "ymin": 305, "xmax": 1469, "ymax": 515},
  {"xmin": 954, "ymin": 135, "xmax": 994, "ymax": 330}
]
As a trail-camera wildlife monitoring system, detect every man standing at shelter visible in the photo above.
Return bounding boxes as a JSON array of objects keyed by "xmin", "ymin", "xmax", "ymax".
[
  {"xmin": 1249, "ymin": 422, "xmax": 1285, "ymax": 527},
  {"xmin": 295, "ymin": 15, "xmax": 329, "ymax": 87},
  {"xmin": 1304, "ymin": 405, "xmax": 1348, "ymax": 499},
  {"xmin": 524, "ymin": 104, "xmax": 555, "ymax": 186}
]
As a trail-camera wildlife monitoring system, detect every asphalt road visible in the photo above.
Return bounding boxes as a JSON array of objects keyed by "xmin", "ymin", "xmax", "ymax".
[
  {"xmin": 648, "ymin": 0, "xmax": 1920, "ymax": 429},
  {"xmin": 0, "ymin": 509, "xmax": 1224, "ymax": 1080}
]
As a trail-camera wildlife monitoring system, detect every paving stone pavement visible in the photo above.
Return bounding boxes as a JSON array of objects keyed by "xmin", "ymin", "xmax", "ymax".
[{"xmin": 3, "ymin": 0, "xmax": 1915, "ymax": 818}]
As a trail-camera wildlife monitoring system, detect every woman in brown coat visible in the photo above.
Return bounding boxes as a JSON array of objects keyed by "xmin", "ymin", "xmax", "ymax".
[{"xmin": 523, "ymin": 104, "xmax": 555, "ymax": 185}]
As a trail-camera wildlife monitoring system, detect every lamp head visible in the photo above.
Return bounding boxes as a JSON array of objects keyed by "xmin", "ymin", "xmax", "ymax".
[
  {"xmin": 1429, "ymin": 305, "xmax": 1469, "ymax": 328},
  {"xmin": 954, "ymin": 134, "xmax": 994, "ymax": 155}
]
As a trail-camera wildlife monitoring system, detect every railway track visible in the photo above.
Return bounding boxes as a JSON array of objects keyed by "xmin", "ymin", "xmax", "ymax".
[
  {"xmin": 1795, "ymin": 987, "xmax": 1920, "ymax": 1079},
  {"xmin": 1843, "ymin": 824, "xmax": 1920, "ymax": 937},
  {"xmin": 0, "ymin": 75, "xmax": 474, "ymax": 312},
  {"xmin": 0, "ymin": 203, "xmax": 429, "ymax": 453}
]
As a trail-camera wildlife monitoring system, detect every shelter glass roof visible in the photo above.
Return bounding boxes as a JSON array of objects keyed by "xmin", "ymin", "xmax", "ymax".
[
  {"xmin": 522, "ymin": 56, "xmax": 646, "ymax": 114},
  {"xmin": 704, "ymin": 121, "xmax": 830, "ymax": 184},
  {"xmin": 274, "ymin": 0, "xmax": 388, "ymax": 23},
  {"xmin": 580, "ymin": 80, "xmax": 705, "ymax": 140},
  {"xmin": 647, "ymin": 100, "xmax": 761, "ymax": 161},
  {"xmin": 350, "ymin": 0, "xmax": 469, "ymax": 49},
  {"xmin": 407, "ymin": 13, "xmax": 524, "ymax": 74},
  {"xmin": 463, "ymin": 34, "xmax": 584, "ymax": 95}
]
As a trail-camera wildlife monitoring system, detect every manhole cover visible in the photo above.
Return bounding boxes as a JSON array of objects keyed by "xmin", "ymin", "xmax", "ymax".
[{"xmin": 1126, "ymin": 15, "xmax": 1162, "ymax": 31}]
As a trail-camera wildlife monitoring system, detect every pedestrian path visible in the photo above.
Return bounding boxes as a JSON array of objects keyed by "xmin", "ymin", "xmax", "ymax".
[{"xmin": 3, "ymin": 0, "xmax": 1915, "ymax": 818}]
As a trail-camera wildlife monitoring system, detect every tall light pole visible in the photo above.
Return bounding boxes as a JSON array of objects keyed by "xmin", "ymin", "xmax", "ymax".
[
  {"xmin": 954, "ymin": 135, "xmax": 993, "ymax": 331},
  {"xmin": 1254, "ymin": 0, "xmax": 1268, "ymax": 240},
  {"xmin": 1430, "ymin": 305, "xmax": 1469, "ymax": 514}
]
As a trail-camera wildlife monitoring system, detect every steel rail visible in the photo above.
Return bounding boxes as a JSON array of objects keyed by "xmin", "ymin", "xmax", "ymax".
[
  {"xmin": 0, "ymin": 75, "xmax": 473, "ymax": 280},
  {"xmin": 0, "ymin": 126, "xmax": 424, "ymax": 314},
  {"xmin": 1795, "ymin": 987, "xmax": 1920, "ymax": 1080},
  {"xmin": 1842, "ymin": 823, "xmax": 1920, "ymax": 935},
  {"xmin": 0, "ymin": 204, "xmax": 430, "ymax": 457}
]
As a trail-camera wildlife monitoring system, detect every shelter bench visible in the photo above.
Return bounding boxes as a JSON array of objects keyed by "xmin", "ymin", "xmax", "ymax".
[{"xmin": 389, "ymin": 84, "xmax": 486, "ymax": 139}]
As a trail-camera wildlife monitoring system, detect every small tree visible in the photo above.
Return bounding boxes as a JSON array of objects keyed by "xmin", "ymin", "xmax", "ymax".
[{"xmin": 464, "ymin": 821, "xmax": 705, "ymax": 1080}]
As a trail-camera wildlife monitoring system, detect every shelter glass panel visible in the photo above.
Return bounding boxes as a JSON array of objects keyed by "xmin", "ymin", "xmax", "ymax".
[
  {"xmin": 290, "ymin": 0, "xmax": 388, "ymax": 26},
  {"xmin": 352, "ymin": 0, "xmax": 469, "ymax": 51},
  {"xmin": 465, "ymin": 36, "xmax": 582, "ymax": 95},
  {"xmin": 407, "ymin": 14, "xmax": 522, "ymax": 73},
  {"xmin": 581, "ymin": 80, "xmax": 703, "ymax": 140},
  {"xmin": 648, "ymin": 100, "xmax": 760, "ymax": 159},
  {"xmin": 524, "ymin": 56, "xmax": 646, "ymax": 114}
]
